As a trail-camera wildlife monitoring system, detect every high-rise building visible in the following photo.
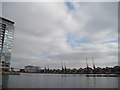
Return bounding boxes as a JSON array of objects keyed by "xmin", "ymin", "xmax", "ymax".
[{"xmin": 0, "ymin": 17, "xmax": 15, "ymax": 72}]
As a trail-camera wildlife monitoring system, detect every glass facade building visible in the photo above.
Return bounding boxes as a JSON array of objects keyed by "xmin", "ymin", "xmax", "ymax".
[{"xmin": 0, "ymin": 17, "xmax": 14, "ymax": 72}]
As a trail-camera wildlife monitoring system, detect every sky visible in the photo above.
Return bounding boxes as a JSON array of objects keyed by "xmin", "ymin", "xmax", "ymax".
[{"xmin": 2, "ymin": 2, "xmax": 118, "ymax": 69}]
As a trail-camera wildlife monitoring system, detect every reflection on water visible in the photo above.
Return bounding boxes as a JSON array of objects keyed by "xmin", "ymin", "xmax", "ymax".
[
  {"xmin": 0, "ymin": 72, "xmax": 2, "ymax": 90},
  {"xmin": 2, "ymin": 73, "xmax": 118, "ymax": 88},
  {"xmin": 2, "ymin": 74, "xmax": 9, "ymax": 88}
]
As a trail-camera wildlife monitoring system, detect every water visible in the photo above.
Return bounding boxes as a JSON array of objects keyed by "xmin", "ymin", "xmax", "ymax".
[
  {"xmin": 0, "ymin": 72, "xmax": 2, "ymax": 90},
  {"xmin": 2, "ymin": 73, "xmax": 118, "ymax": 88}
]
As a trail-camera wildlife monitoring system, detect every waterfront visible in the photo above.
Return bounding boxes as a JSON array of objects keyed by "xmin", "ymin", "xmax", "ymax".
[{"xmin": 3, "ymin": 73, "xmax": 118, "ymax": 88}]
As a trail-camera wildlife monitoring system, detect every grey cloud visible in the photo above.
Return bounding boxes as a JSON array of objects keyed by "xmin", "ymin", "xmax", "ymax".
[
  {"xmin": 72, "ymin": 2, "xmax": 118, "ymax": 43},
  {"xmin": 2, "ymin": 2, "xmax": 118, "ymax": 69}
]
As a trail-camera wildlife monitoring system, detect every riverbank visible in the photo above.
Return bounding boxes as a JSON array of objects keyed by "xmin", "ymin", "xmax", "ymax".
[
  {"xmin": 21, "ymin": 72, "xmax": 120, "ymax": 77},
  {"xmin": 2, "ymin": 71, "xmax": 120, "ymax": 77},
  {"xmin": 2, "ymin": 72, "xmax": 20, "ymax": 75}
]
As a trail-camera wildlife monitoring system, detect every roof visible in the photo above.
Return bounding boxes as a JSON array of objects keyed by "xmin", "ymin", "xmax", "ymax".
[{"xmin": 0, "ymin": 17, "xmax": 14, "ymax": 24}]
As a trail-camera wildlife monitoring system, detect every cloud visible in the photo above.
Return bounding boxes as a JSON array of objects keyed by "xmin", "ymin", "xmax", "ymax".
[{"xmin": 2, "ymin": 2, "xmax": 118, "ymax": 69}]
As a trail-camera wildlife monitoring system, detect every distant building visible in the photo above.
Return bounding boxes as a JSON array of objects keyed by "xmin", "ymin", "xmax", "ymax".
[
  {"xmin": 0, "ymin": 17, "xmax": 15, "ymax": 72},
  {"xmin": 24, "ymin": 65, "xmax": 41, "ymax": 73}
]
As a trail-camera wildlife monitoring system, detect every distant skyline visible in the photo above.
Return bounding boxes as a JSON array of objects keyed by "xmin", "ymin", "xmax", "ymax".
[{"xmin": 2, "ymin": 2, "xmax": 118, "ymax": 69}]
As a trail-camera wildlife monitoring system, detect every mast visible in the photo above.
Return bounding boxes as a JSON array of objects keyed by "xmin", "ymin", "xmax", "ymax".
[
  {"xmin": 47, "ymin": 63, "xmax": 49, "ymax": 71},
  {"xmin": 61, "ymin": 61, "xmax": 64, "ymax": 71},
  {"xmin": 44, "ymin": 66, "xmax": 46, "ymax": 73},
  {"xmin": 64, "ymin": 61, "xmax": 67, "ymax": 70},
  {"xmin": 86, "ymin": 57, "xmax": 89, "ymax": 69},
  {"xmin": 92, "ymin": 57, "xmax": 95, "ymax": 70}
]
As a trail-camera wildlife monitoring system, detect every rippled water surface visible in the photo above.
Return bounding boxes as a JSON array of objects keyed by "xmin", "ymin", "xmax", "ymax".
[{"xmin": 3, "ymin": 73, "xmax": 118, "ymax": 88}]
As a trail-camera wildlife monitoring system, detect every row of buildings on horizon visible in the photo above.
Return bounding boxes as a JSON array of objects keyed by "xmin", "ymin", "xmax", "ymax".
[
  {"xmin": 18, "ymin": 63, "xmax": 120, "ymax": 74},
  {"xmin": 12, "ymin": 57, "xmax": 119, "ymax": 74}
]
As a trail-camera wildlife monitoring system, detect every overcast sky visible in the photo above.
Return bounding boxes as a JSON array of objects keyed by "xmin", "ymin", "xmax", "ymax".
[{"xmin": 2, "ymin": 2, "xmax": 118, "ymax": 69}]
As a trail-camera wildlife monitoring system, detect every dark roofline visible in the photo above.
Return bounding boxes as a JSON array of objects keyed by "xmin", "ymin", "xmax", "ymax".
[{"xmin": 0, "ymin": 17, "xmax": 14, "ymax": 24}]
